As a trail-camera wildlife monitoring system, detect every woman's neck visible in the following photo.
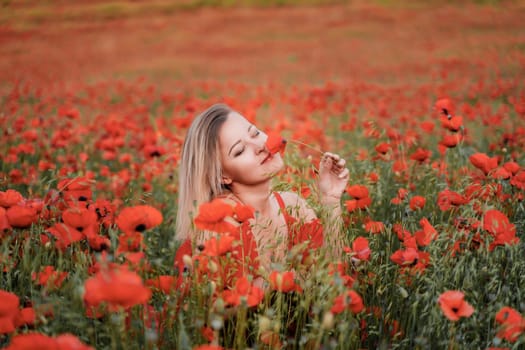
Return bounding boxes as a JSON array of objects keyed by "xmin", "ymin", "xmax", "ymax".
[{"xmin": 230, "ymin": 182, "xmax": 273, "ymax": 216}]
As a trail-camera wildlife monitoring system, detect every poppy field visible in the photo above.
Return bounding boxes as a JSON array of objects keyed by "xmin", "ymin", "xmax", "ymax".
[{"xmin": 1, "ymin": 1, "xmax": 525, "ymax": 349}]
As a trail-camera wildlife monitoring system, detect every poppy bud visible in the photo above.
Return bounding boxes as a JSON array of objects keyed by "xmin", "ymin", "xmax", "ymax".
[
  {"xmin": 321, "ymin": 312, "xmax": 334, "ymax": 330},
  {"xmin": 258, "ymin": 316, "xmax": 271, "ymax": 332}
]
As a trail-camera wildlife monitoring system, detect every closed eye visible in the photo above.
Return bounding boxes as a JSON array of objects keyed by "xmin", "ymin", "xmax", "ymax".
[{"xmin": 234, "ymin": 147, "xmax": 245, "ymax": 157}]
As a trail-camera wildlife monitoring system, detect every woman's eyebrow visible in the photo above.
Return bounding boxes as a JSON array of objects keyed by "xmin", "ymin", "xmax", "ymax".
[{"xmin": 228, "ymin": 124, "xmax": 253, "ymax": 156}]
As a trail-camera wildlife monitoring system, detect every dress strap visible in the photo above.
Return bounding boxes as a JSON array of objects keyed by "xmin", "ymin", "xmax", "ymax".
[{"xmin": 273, "ymin": 192, "xmax": 294, "ymax": 227}]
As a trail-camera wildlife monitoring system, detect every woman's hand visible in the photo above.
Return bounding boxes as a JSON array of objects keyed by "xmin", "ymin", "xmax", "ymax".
[{"xmin": 318, "ymin": 152, "xmax": 349, "ymax": 205}]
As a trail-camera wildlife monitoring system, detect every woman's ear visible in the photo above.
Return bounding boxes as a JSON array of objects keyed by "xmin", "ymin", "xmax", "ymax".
[{"xmin": 222, "ymin": 176, "xmax": 233, "ymax": 185}]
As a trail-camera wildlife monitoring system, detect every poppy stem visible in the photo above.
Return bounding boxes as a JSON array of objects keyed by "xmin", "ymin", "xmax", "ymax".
[{"xmin": 288, "ymin": 139, "xmax": 324, "ymax": 155}]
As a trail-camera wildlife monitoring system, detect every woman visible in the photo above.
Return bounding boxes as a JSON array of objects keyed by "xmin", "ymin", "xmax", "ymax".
[{"xmin": 175, "ymin": 103, "xmax": 349, "ymax": 274}]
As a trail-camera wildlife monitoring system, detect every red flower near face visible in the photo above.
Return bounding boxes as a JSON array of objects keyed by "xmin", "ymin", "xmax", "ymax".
[
  {"xmin": 83, "ymin": 264, "xmax": 151, "ymax": 313},
  {"xmin": 265, "ymin": 132, "xmax": 287, "ymax": 155},
  {"xmin": 330, "ymin": 289, "xmax": 364, "ymax": 315},
  {"xmin": 268, "ymin": 270, "xmax": 302, "ymax": 293},
  {"xmin": 437, "ymin": 290, "xmax": 474, "ymax": 322},
  {"xmin": 116, "ymin": 205, "xmax": 163, "ymax": 235},
  {"xmin": 495, "ymin": 306, "xmax": 525, "ymax": 342},
  {"xmin": 0, "ymin": 289, "xmax": 19, "ymax": 334},
  {"xmin": 222, "ymin": 276, "xmax": 264, "ymax": 307}
]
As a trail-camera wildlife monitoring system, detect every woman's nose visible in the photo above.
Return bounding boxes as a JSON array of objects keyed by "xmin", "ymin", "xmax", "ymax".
[{"xmin": 248, "ymin": 139, "xmax": 266, "ymax": 154}]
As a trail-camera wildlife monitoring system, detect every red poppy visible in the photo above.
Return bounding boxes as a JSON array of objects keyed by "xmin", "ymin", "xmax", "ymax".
[
  {"xmin": 268, "ymin": 270, "xmax": 302, "ymax": 293},
  {"xmin": 57, "ymin": 176, "xmax": 94, "ymax": 203},
  {"xmin": 390, "ymin": 248, "xmax": 419, "ymax": 266},
  {"xmin": 483, "ymin": 209, "xmax": 516, "ymax": 236},
  {"xmin": 469, "ymin": 153, "xmax": 499, "ymax": 175},
  {"xmin": 13, "ymin": 307, "xmax": 35, "ymax": 328},
  {"xmin": 55, "ymin": 333, "xmax": 95, "ymax": 350},
  {"xmin": 437, "ymin": 189, "xmax": 469, "ymax": 211},
  {"xmin": 415, "ymin": 218, "xmax": 438, "ymax": 246},
  {"xmin": 346, "ymin": 185, "xmax": 369, "ymax": 199},
  {"xmin": 344, "ymin": 236, "xmax": 371, "ymax": 261},
  {"xmin": 83, "ymin": 264, "xmax": 152, "ymax": 313},
  {"xmin": 0, "ymin": 189, "xmax": 24, "ymax": 208},
  {"xmin": 116, "ymin": 205, "xmax": 163, "ymax": 235},
  {"xmin": 503, "ymin": 161, "xmax": 520, "ymax": 175},
  {"xmin": 364, "ymin": 220, "xmax": 384, "ymax": 234},
  {"xmin": 6, "ymin": 205, "xmax": 38, "ymax": 228},
  {"xmin": 434, "ymin": 98, "xmax": 455, "ymax": 117},
  {"xmin": 439, "ymin": 134, "xmax": 463, "ymax": 149},
  {"xmin": 265, "ymin": 132, "xmax": 287, "ymax": 155},
  {"xmin": 345, "ymin": 196, "xmax": 372, "ymax": 212},
  {"xmin": 437, "ymin": 290, "xmax": 474, "ymax": 321},
  {"xmin": 0, "ymin": 207, "xmax": 12, "ymax": 234},
  {"xmin": 420, "ymin": 121, "xmax": 435, "ymax": 133},
  {"xmin": 410, "ymin": 148, "xmax": 432, "ymax": 163},
  {"xmin": 375, "ymin": 142, "xmax": 391, "ymax": 155},
  {"xmin": 117, "ymin": 232, "xmax": 144, "ymax": 254},
  {"xmin": 491, "ymin": 167, "xmax": 512, "ymax": 180},
  {"xmin": 495, "ymin": 306, "xmax": 525, "ymax": 342},
  {"xmin": 193, "ymin": 198, "xmax": 238, "ymax": 234},
  {"xmin": 441, "ymin": 115, "xmax": 463, "ymax": 132},
  {"xmin": 222, "ymin": 276, "xmax": 264, "ymax": 307},
  {"xmin": 146, "ymin": 275, "xmax": 176, "ymax": 294},
  {"xmin": 409, "ymin": 196, "xmax": 426, "ymax": 210},
  {"xmin": 192, "ymin": 345, "xmax": 224, "ymax": 350},
  {"xmin": 32, "ymin": 266, "xmax": 68, "ymax": 290},
  {"xmin": 3, "ymin": 333, "xmax": 58, "ymax": 350},
  {"xmin": 0, "ymin": 289, "xmax": 19, "ymax": 334},
  {"xmin": 45, "ymin": 223, "xmax": 84, "ymax": 250},
  {"xmin": 330, "ymin": 289, "xmax": 364, "ymax": 314},
  {"xmin": 201, "ymin": 235, "xmax": 236, "ymax": 256},
  {"xmin": 510, "ymin": 170, "xmax": 525, "ymax": 190},
  {"xmin": 62, "ymin": 206, "xmax": 98, "ymax": 233}
]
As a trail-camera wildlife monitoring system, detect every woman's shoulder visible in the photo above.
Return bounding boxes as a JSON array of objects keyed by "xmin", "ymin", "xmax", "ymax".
[{"xmin": 275, "ymin": 191, "xmax": 304, "ymax": 206}]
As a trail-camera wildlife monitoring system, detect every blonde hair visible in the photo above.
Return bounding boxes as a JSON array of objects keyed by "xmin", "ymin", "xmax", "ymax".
[{"xmin": 175, "ymin": 103, "xmax": 233, "ymax": 241}]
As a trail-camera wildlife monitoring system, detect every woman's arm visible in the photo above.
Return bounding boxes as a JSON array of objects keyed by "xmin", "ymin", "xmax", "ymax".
[{"xmin": 317, "ymin": 152, "xmax": 349, "ymax": 257}]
